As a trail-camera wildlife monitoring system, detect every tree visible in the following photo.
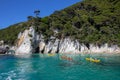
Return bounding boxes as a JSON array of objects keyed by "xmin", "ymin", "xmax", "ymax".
[
  {"xmin": 27, "ymin": 16, "xmax": 33, "ymax": 21},
  {"xmin": 34, "ymin": 10, "xmax": 40, "ymax": 17}
]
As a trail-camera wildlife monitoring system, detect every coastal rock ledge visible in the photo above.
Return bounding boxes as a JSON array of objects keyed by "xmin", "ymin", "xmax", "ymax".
[{"xmin": 14, "ymin": 27, "xmax": 120, "ymax": 55}]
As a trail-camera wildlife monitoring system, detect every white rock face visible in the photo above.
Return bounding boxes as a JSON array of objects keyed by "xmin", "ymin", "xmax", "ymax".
[
  {"xmin": 15, "ymin": 27, "xmax": 35, "ymax": 54},
  {"xmin": 38, "ymin": 37, "xmax": 120, "ymax": 54},
  {"xmin": 89, "ymin": 44, "xmax": 120, "ymax": 53},
  {"xmin": 58, "ymin": 38, "xmax": 79, "ymax": 54},
  {"xmin": 0, "ymin": 40, "xmax": 4, "ymax": 46},
  {"xmin": 15, "ymin": 27, "xmax": 120, "ymax": 54},
  {"xmin": 39, "ymin": 41, "xmax": 45, "ymax": 52}
]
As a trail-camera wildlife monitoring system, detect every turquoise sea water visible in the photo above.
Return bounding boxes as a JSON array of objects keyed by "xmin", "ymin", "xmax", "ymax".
[{"xmin": 0, "ymin": 54, "xmax": 120, "ymax": 80}]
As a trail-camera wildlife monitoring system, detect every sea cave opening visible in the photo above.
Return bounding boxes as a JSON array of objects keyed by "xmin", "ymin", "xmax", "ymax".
[{"xmin": 35, "ymin": 47, "xmax": 39, "ymax": 53}]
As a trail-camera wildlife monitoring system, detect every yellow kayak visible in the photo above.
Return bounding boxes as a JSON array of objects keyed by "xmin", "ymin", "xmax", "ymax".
[
  {"xmin": 86, "ymin": 58, "xmax": 100, "ymax": 63},
  {"xmin": 47, "ymin": 53, "xmax": 55, "ymax": 56}
]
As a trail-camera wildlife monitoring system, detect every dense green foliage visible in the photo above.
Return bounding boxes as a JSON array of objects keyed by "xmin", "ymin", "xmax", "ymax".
[
  {"xmin": 0, "ymin": 0, "xmax": 120, "ymax": 45},
  {"xmin": 0, "ymin": 22, "xmax": 27, "ymax": 45}
]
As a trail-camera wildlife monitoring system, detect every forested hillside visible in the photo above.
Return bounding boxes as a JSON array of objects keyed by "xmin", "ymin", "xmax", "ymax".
[{"xmin": 0, "ymin": 0, "xmax": 120, "ymax": 46}]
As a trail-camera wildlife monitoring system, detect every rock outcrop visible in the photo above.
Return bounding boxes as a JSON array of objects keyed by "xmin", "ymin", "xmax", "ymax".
[
  {"xmin": 0, "ymin": 47, "xmax": 6, "ymax": 54},
  {"xmin": 38, "ymin": 38, "xmax": 120, "ymax": 54},
  {"xmin": 15, "ymin": 27, "xmax": 120, "ymax": 54},
  {"xmin": 15, "ymin": 27, "xmax": 35, "ymax": 54}
]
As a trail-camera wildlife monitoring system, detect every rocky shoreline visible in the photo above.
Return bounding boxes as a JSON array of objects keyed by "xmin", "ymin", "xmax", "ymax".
[
  {"xmin": 15, "ymin": 27, "xmax": 120, "ymax": 54},
  {"xmin": 1, "ymin": 27, "xmax": 120, "ymax": 55}
]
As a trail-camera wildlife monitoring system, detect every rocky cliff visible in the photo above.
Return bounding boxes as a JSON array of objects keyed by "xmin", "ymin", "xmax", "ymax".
[
  {"xmin": 15, "ymin": 27, "xmax": 120, "ymax": 54},
  {"xmin": 15, "ymin": 27, "xmax": 35, "ymax": 54}
]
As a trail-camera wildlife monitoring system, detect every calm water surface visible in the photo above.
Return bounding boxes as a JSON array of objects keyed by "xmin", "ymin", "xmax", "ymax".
[{"xmin": 0, "ymin": 54, "xmax": 120, "ymax": 80}]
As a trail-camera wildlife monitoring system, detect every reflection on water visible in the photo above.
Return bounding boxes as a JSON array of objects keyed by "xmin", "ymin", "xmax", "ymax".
[
  {"xmin": 79, "ymin": 53, "xmax": 120, "ymax": 65},
  {"xmin": 13, "ymin": 53, "xmax": 120, "ymax": 67}
]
